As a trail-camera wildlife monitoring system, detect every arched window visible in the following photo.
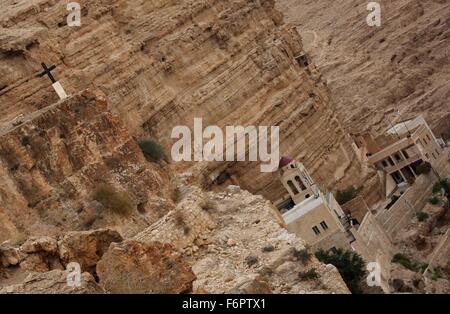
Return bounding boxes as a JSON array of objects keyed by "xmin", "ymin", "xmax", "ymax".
[
  {"xmin": 295, "ymin": 176, "xmax": 306, "ymax": 190},
  {"xmin": 287, "ymin": 180, "xmax": 299, "ymax": 195}
]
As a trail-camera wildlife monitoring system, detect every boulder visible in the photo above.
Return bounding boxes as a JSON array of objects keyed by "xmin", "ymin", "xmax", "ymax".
[
  {"xmin": 58, "ymin": 229, "xmax": 123, "ymax": 272},
  {"xmin": 0, "ymin": 243, "xmax": 23, "ymax": 267},
  {"xmin": 19, "ymin": 254, "xmax": 59, "ymax": 273},
  {"xmin": 229, "ymin": 276, "xmax": 273, "ymax": 294},
  {"xmin": 21, "ymin": 236, "xmax": 58, "ymax": 254},
  {"xmin": 96, "ymin": 240, "xmax": 195, "ymax": 293}
]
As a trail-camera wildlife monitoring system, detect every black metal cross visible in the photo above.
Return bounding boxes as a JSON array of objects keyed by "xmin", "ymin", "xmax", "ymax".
[{"xmin": 37, "ymin": 63, "xmax": 57, "ymax": 83}]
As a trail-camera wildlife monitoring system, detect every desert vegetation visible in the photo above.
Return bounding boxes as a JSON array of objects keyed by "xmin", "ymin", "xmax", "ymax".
[{"xmin": 93, "ymin": 184, "xmax": 133, "ymax": 216}]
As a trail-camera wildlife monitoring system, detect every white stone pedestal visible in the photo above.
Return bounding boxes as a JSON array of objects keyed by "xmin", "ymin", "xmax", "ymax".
[{"xmin": 52, "ymin": 81, "xmax": 68, "ymax": 100}]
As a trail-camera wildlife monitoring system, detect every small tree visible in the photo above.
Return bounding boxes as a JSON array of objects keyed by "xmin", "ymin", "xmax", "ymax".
[
  {"xmin": 138, "ymin": 139, "xmax": 166, "ymax": 162},
  {"xmin": 315, "ymin": 248, "xmax": 366, "ymax": 294},
  {"xmin": 298, "ymin": 268, "xmax": 319, "ymax": 281},
  {"xmin": 392, "ymin": 253, "xmax": 417, "ymax": 271},
  {"xmin": 293, "ymin": 248, "xmax": 312, "ymax": 265},
  {"xmin": 336, "ymin": 187, "xmax": 359, "ymax": 205},
  {"xmin": 416, "ymin": 212, "xmax": 429, "ymax": 222},
  {"xmin": 433, "ymin": 179, "xmax": 450, "ymax": 211},
  {"xmin": 415, "ymin": 162, "xmax": 432, "ymax": 175},
  {"xmin": 429, "ymin": 197, "xmax": 439, "ymax": 205}
]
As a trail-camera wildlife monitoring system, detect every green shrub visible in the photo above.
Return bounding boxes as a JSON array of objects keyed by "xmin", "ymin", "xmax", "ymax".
[
  {"xmin": 433, "ymin": 179, "xmax": 450, "ymax": 212},
  {"xmin": 293, "ymin": 248, "xmax": 312, "ymax": 265},
  {"xmin": 431, "ymin": 267, "xmax": 443, "ymax": 281},
  {"xmin": 315, "ymin": 248, "xmax": 366, "ymax": 294},
  {"xmin": 429, "ymin": 197, "xmax": 439, "ymax": 205},
  {"xmin": 336, "ymin": 187, "xmax": 359, "ymax": 205},
  {"xmin": 138, "ymin": 139, "xmax": 166, "ymax": 162},
  {"xmin": 416, "ymin": 212, "xmax": 429, "ymax": 222},
  {"xmin": 298, "ymin": 268, "xmax": 319, "ymax": 281},
  {"xmin": 93, "ymin": 184, "xmax": 133, "ymax": 215},
  {"xmin": 419, "ymin": 263, "xmax": 429, "ymax": 273},
  {"xmin": 392, "ymin": 253, "xmax": 417, "ymax": 271},
  {"xmin": 171, "ymin": 187, "xmax": 182, "ymax": 203},
  {"xmin": 415, "ymin": 162, "xmax": 432, "ymax": 175},
  {"xmin": 20, "ymin": 136, "xmax": 30, "ymax": 146}
]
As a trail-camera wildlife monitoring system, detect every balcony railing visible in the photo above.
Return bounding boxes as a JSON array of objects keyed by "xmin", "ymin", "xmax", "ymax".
[{"xmin": 384, "ymin": 154, "xmax": 421, "ymax": 174}]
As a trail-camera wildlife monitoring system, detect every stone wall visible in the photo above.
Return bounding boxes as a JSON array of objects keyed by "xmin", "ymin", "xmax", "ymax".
[
  {"xmin": 376, "ymin": 172, "xmax": 438, "ymax": 239},
  {"xmin": 425, "ymin": 229, "xmax": 450, "ymax": 276},
  {"xmin": 352, "ymin": 212, "xmax": 395, "ymax": 293},
  {"xmin": 435, "ymin": 148, "xmax": 450, "ymax": 177},
  {"xmin": 341, "ymin": 195, "xmax": 370, "ymax": 225}
]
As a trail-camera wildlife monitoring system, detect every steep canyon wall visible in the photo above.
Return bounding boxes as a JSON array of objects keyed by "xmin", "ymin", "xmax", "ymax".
[{"xmin": 0, "ymin": 0, "xmax": 368, "ymax": 205}]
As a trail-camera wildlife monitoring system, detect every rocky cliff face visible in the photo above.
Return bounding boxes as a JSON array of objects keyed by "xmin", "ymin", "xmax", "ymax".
[
  {"xmin": 134, "ymin": 185, "xmax": 350, "ymax": 294},
  {"xmin": 0, "ymin": 186, "xmax": 350, "ymax": 294},
  {"xmin": 0, "ymin": 0, "xmax": 368, "ymax": 203},
  {"xmin": 0, "ymin": 0, "xmax": 368, "ymax": 294},
  {"xmin": 277, "ymin": 0, "xmax": 450, "ymax": 136},
  {"xmin": 0, "ymin": 91, "xmax": 173, "ymax": 242}
]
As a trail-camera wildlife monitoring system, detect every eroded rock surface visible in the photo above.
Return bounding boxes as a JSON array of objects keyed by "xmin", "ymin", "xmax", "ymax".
[
  {"xmin": 277, "ymin": 0, "xmax": 450, "ymax": 136},
  {"xmin": 0, "ymin": 270, "xmax": 103, "ymax": 294},
  {"xmin": 0, "ymin": 91, "xmax": 172, "ymax": 242},
  {"xmin": 96, "ymin": 239, "xmax": 196, "ymax": 294},
  {"xmin": 0, "ymin": 228, "xmax": 122, "ymax": 290},
  {"xmin": 135, "ymin": 185, "xmax": 350, "ymax": 294},
  {"xmin": 0, "ymin": 0, "xmax": 369, "ymax": 207}
]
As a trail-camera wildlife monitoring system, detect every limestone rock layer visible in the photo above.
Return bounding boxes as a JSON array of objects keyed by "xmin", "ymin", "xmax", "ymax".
[{"xmin": 0, "ymin": 0, "xmax": 367, "ymax": 204}]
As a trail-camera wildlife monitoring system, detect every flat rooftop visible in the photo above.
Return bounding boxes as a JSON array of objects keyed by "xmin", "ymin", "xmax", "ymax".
[
  {"xmin": 282, "ymin": 194, "xmax": 324, "ymax": 225},
  {"xmin": 386, "ymin": 116, "xmax": 426, "ymax": 137}
]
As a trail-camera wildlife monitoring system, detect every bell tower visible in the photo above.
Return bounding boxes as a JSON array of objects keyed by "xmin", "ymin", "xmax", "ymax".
[{"xmin": 278, "ymin": 156, "xmax": 317, "ymax": 205}]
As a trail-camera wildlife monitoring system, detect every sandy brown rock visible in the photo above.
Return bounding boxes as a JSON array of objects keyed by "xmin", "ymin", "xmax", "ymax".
[
  {"xmin": 96, "ymin": 239, "xmax": 196, "ymax": 294},
  {"xmin": 136, "ymin": 185, "xmax": 350, "ymax": 294},
  {"xmin": 277, "ymin": 0, "xmax": 450, "ymax": 136},
  {"xmin": 0, "ymin": 243, "xmax": 23, "ymax": 267},
  {"xmin": 229, "ymin": 276, "xmax": 273, "ymax": 294},
  {"xmin": 0, "ymin": 270, "xmax": 103, "ymax": 294},
  {"xmin": 58, "ymin": 229, "xmax": 123, "ymax": 272},
  {"xmin": 0, "ymin": 0, "xmax": 368, "ymax": 208},
  {"xmin": 0, "ymin": 91, "xmax": 173, "ymax": 241}
]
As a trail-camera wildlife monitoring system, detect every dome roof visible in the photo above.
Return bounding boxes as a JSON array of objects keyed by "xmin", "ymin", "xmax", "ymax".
[{"xmin": 278, "ymin": 156, "xmax": 294, "ymax": 169}]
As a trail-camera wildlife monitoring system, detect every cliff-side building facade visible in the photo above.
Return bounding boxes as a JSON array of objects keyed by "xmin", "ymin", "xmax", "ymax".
[
  {"xmin": 366, "ymin": 116, "xmax": 444, "ymax": 198},
  {"xmin": 275, "ymin": 156, "xmax": 355, "ymax": 251}
]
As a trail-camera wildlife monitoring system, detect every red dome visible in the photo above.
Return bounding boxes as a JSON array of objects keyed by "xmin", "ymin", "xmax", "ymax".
[{"xmin": 278, "ymin": 156, "xmax": 294, "ymax": 169}]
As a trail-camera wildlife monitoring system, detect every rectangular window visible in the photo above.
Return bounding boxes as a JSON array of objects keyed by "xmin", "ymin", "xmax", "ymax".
[
  {"xmin": 402, "ymin": 150, "xmax": 409, "ymax": 159},
  {"xmin": 432, "ymin": 152, "xmax": 436, "ymax": 160},
  {"xmin": 423, "ymin": 138, "xmax": 428, "ymax": 145},
  {"xmin": 312, "ymin": 226, "xmax": 321, "ymax": 236},
  {"xmin": 320, "ymin": 221, "xmax": 329, "ymax": 230},
  {"xmin": 388, "ymin": 157, "xmax": 395, "ymax": 166},
  {"xmin": 427, "ymin": 134, "xmax": 431, "ymax": 141},
  {"xmin": 435, "ymin": 149, "xmax": 440, "ymax": 156}
]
